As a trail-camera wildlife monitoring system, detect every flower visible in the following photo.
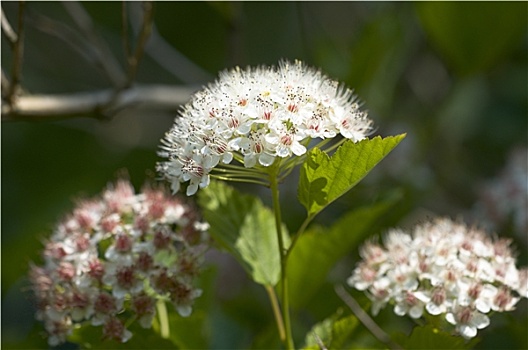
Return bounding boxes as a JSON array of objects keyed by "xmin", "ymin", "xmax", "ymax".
[
  {"xmin": 29, "ymin": 180, "xmax": 209, "ymax": 346},
  {"xmin": 446, "ymin": 303, "xmax": 490, "ymax": 339},
  {"xmin": 347, "ymin": 217, "xmax": 527, "ymax": 338},
  {"xmin": 158, "ymin": 60, "xmax": 373, "ymax": 195}
]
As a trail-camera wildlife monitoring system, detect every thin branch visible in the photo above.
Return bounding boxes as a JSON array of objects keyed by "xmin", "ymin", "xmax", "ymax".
[
  {"xmin": 312, "ymin": 332, "xmax": 328, "ymax": 350},
  {"xmin": 1, "ymin": 6, "xmax": 18, "ymax": 44},
  {"xmin": 121, "ymin": 1, "xmax": 132, "ymax": 60},
  {"xmin": 2, "ymin": 84, "xmax": 197, "ymax": 121},
  {"xmin": 124, "ymin": 1, "xmax": 154, "ymax": 85},
  {"xmin": 62, "ymin": 1, "xmax": 126, "ymax": 87},
  {"xmin": 128, "ymin": 2, "xmax": 212, "ymax": 84},
  {"xmin": 5, "ymin": 1, "xmax": 25, "ymax": 106},
  {"xmin": 334, "ymin": 285, "xmax": 403, "ymax": 350},
  {"xmin": 28, "ymin": 11, "xmax": 104, "ymax": 67},
  {"xmin": 1, "ymin": 69, "xmax": 10, "ymax": 98}
]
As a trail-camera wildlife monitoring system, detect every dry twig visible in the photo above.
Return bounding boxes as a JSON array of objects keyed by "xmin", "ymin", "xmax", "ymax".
[
  {"xmin": 334, "ymin": 284, "xmax": 402, "ymax": 350},
  {"xmin": 3, "ymin": 2, "xmax": 26, "ymax": 105},
  {"xmin": 62, "ymin": 1, "xmax": 127, "ymax": 87},
  {"xmin": 128, "ymin": 2, "xmax": 211, "ymax": 84},
  {"xmin": 1, "ymin": 84, "xmax": 197, "ymax": 121}
]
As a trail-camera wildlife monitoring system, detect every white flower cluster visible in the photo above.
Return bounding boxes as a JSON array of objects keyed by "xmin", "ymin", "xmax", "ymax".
[
  {"xmin": 158, "ymin": 60, "xmax": 373, "ymax": 195},
  {"xmin": 348, "ymin": 217, "xmax": 527, "ymax": 339},
  {"xmin": 30, "ymin": 180, "xmax": 208, "ymax": 346}
]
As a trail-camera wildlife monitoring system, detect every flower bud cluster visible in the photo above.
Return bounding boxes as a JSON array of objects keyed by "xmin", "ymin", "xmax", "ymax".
[
  {"xmin": 158, "ymin": 60, "xmax": 373, "ymax": 195},
  {"xmin": 30, "ymin": 180, "xmax": 208, "ymax": 346},
  {"xmin": 348, "ymin": 217, "xmax": 527, "ymax": 339}
]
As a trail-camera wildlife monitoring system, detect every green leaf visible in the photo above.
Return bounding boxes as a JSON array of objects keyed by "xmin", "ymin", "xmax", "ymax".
[
  {"xmin": 393, "ymin": 324, "xmax": 472, "ymax": 350},
  {"xmin": 288, "ymin": 193, "xmax": 402, "ymax": 309},
  {"xmin": 70, "ymin": 322, "xmax": 178, "ymax": 349},
  {"xmin": 166, "ymin": 310, "xmax": 209, "ymax": 349},
  {"xmin": 416, "ymin": 2, "xmax": 526, "ymax": 76},
  {"xmin": 298, "ymin": 135, "xmax": 405, "ymax": 217},
  {"xmin": 198, "ymin": 181, "xmax": 285, "ymax": 286},
  {"xmin": 303, "ymin": 310, "xmax": 359, "ymax": 350}
]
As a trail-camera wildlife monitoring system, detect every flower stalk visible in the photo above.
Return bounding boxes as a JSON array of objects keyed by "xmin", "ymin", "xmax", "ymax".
[
  {"xmin": 156, "ymin": 300, "xmax": 170, "ymax": 339},
  {"xmin": 269, "ymin": 163, "xmax": 294, "ymax": 349},
  {"xmin": 265, "ymin": 286, "xmax": 286, "ymax": 342}
]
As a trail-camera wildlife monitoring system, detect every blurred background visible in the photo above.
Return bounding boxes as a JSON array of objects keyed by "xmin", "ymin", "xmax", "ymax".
[{"xmin": 2, "ymin": 2, "xmax": 527, "ymax": 349}]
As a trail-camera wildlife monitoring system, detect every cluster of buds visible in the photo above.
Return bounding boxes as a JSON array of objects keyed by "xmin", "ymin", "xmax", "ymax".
[
  {"xmin": 30, "ymin": 180, "xmax": 209, "ymax": 346},
  {"xmin": 157, "ymin": 60, "xmax": 373, "ymax": 195},
  {"xmin": 348, "ymin": 217, "xmax": 527, "ymax": 339}
]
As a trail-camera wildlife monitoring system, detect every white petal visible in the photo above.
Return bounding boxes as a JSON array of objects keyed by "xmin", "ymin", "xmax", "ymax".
[
  {"xmin": 259, "ymin": 153, "xmax": 275, "ymax": 166},
  {"xmin": 371, "ymin": 301, "xmax": 384, "ymax": 316},
  {"xmin": 237, "ymin": 123, "xmax": 251, "ymax": 135},
  {"xmin": 222, "ymin": 152, "xmax": 233, "ymax": 164},
  {"xmin": 409, "ymin": 305, "xmax": 424, "ymax": 319},
  {"xmin": 475, "ymin": 299, "xmax": 491, "ymax": 313},
  {"xmin": 191, "ymin": 289, "xmax": 203, "ymax": 298},
  {"xmin": 276, "ymin": 146, "xmax": 290, "ymax": 157},
  {"xmin": 203, "ymin": 155, "xmax": 219, "ymax": 168},
  {"xmin": 170, "ymin": 181, "xmax": 181, "ymax": 194},
  {"xmin": 426, "ymin": 303, "xmax": 444, "ymax": 316},
  {"xmin": 291, "ymin": 142, "xmax": 307, "ymax": 156},
  {"xmin": 445, "ymin": 313, "xmax": 456, "ymax": 325},
  {"xmin": 71, "ymin": 308, "xmax": 85, "ymax": 322},
  {"xmin": 138, "ymin": 313, "xmax": 155, "ymax": 328},
  {"xmin": 112, "ymin": 286, "xmax": 128, "ymax": 299},
  {"xmin": 200, "ymin": 174, "xmax": 210, "ymax": 188},
  {"xmin": 244, "ymin": 154, "xmax": 257, "ymax": 168},
  {"xmin": 186, "ymin": 183, "xmax": 198, "ymax": 196},
  {"xmin": 265, "ymin": 134, "xmax": 279, "ymax": 144},
  {"xmin": 472, "ymin": 312, "xmax": 490, "ymax": 329},
  {"xmin": 394, "ymin": 304, "xmax": 407, "ymax": 316},
  {"xmin": 458, "ymin": 324, "xmax": 477, "ymax": 338},
  {"xmin": 176, "ymin": 305, "xmax": 192, "ymax": 317},
  {"xmin": 91, "ymin": 315, "xmax": 105, "ymax": 326},
  {"xmin": 121, "ymin": 329, "xmax": 133, "ymax": 342}
]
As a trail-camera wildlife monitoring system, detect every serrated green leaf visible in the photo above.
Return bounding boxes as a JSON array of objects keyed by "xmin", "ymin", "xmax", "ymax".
[
  {"xmin": 298, "ymin": 135, "xmax": 405, "ymax": 217},
  {"xmin": 394, "ymin": 324, "xmax": 470, "ymax": 350},
  {"xmin": 303, "ymin": 315, "xmax": 334, "ymax": 350},
  {"xmin": 330, "ymin": 314, "xmax": 360, "ymax": 349},
  {"xmin": 303, "ymin": 310, "xmax": 359, "ymax": 350},
  {"xmin": 288, "ymin": 193, "xmax": 402, "ymax": 309},
  {"xmin": 198, "ymin": 181, "xmax": 285, "ymax": 286}
]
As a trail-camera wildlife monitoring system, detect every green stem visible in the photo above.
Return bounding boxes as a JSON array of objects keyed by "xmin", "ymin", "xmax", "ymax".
[
  {"xmin": 156, "ymin": 299, "xmax": 170, "ymax": 339},
  {"xmin": 265, "ymin": 285, "xmax": 286, "ymax": 342},
  {"xmin": 210, "ymin": 174, "xmax": 269, "ymax": 186},
  {"xmin": 269, "ymin": 171, "xmax": 295, "ymax": 350},
  {"xmin": 285, "ymin": 214, "xmax": 314, "ymax": 260}
]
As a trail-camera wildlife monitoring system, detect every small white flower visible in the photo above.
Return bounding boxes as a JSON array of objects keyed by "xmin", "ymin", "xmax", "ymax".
[
  {"xmin": 424, "ymin": 286, "xmax": 452, "ymax": 315},
  {"xmin": 366, "ymin": 277, "xmax": 392, "ymax": 316},
  {"xmin": 393, "ymin": 290, "xmax": 428, "ymax": 319},
  {"xmin": 446, "ymin": 304, "xmax": 490, "ymax": 339},
  {"xmin": 347, "ymin": 262, "xmax": 378, "ymax": 291}
]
